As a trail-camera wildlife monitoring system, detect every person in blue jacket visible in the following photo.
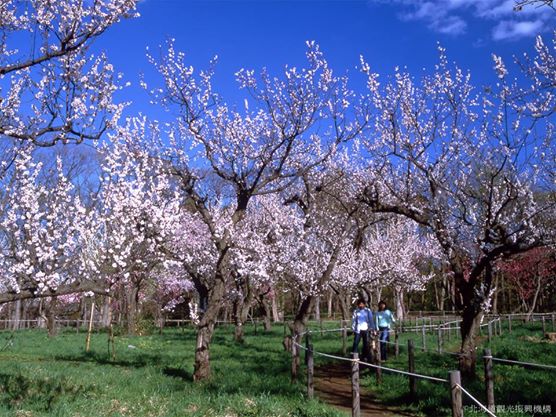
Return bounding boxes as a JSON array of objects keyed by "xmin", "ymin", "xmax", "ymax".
[
  {"xmin": 375, "ymin": 300, "xmax": 396, "ymax": 361},
  {"xmin": 351, "ymin": 298, "xmax": 375, "ymax": 360}
]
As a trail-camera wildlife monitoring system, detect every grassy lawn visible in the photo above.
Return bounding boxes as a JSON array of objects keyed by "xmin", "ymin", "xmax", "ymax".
[
  {"xmin": 306, "ymin": 320, "xmax": 556, "ymax": 417},
  {"xmin": 0, "ymin": 324, "xmax": 344, "ymax": 417},
  {"xmin": 1, "ymin": 320, "xmax": 554, "ymax": 417}
]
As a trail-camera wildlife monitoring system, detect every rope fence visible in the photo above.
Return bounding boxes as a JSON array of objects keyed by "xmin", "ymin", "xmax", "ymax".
[
  {"xmin": 457, "ymin": 383, "xmax": 497, "ymax": 417},
  {"xmin": 290, "ymin": 315, "xmax": 556, "ymax": 417},
  {"xmin": 291, "ymin": 329, "xmax": 496, "ymax": 417}
]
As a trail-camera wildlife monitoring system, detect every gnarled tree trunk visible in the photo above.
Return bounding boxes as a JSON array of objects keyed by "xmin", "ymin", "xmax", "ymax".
[
  {"xmin": 289, "ymin": 295, "xmax": 315, "ymax": 381},
  {"xmin": 456, "ymin": 261, "xmax": 494, "ymax": 376},
  {"xmin": 193, "ymin": 268, "xmax": 227, "ymax": 381}
]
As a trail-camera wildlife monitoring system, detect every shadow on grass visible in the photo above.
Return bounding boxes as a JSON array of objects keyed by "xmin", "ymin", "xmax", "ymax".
[
  {"xmin": 53, "ymin": 350, "xmax": 164, "ymax": 368},
  {"xmin": 0, "ymin": 371, "xmax": 89, "ymax": 412},
  {"xmin": 163, "ymin": 366, "xmax": 193, "ymax": 380}
]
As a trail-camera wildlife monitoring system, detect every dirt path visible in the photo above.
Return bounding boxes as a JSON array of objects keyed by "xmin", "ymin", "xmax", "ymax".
[{"xmin": 314, "ymin": 363, "xmax": 416, "ymax": 417}]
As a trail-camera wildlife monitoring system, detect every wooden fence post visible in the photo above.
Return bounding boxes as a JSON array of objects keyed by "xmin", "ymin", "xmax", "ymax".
[
  {"xmin": 394, "ymin": 332, "xmax": 399, "ymax": 358},
  {"xmin": 449, "ymin": 370, "xmax": 463, "ymax": 417},
  {"xmin": 374, "ymin": 332, "xmax": 382, "ymax": 384},
  {"xmin": 291, "ymin": 333, "xmax": 298, "ymax": 382},
  {"xmin": 85, "ymin": 301, "xmax": 95, "ymax": 352},
  {"xmin": 421, "ymin": 325, "xmax": 426, "ymax": 351},
  {"xmin": 437, "ymin": 326, "xmax": 442, "ymax": 353},
  {"xmin": 307, "ymin": 342, "xmax": 314, "ymax": 399},
  {"xmin": 305, "ymin": 333, "xmax": 311, "ymax": 365},
  {"xmin": 408, "ymin": 340, "xmax": 416, "ymax": 398},
  {"xmin": 352, "ymin": 352, "xmax": 360, "ymax": 417},
  {"xmin": 498, "ymin": 317, "xmax": 502, "ymax": 336},
  {"xmin": 508, "ymin": 314, "xmax": 512, "ymax": 334},
  {"xmin": 342, "ymin": 320, "xmax": 347, "ymax": 356},
  {"xmin": 483, "ymin": 348, "xmax": 495, "ymax": 412}
]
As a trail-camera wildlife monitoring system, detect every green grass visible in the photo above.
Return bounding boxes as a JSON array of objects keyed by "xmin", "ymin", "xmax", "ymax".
[
  {"xmin": 304, "ymin": 320, "xmax": 556, "ymax": 417},
  {"xmin": 0, "ymin": 324, "xmax": 344, "ymax": 417},
  {"xmin": 1, "ymin": 320, "xmax": 554, "ymax": 417}
]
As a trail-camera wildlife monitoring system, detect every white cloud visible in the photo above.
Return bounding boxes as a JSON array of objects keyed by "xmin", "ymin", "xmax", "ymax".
[
  {"xmin": 397, "ymin": 1, "xmax": 467, "ymax": 35},
  {"xmin": 369, "ymin": 0, "xmax": 554, "ymax": 41},
  {"xmin": 492, "ymin": 19, "xmax": 545, "ymax": 40}
]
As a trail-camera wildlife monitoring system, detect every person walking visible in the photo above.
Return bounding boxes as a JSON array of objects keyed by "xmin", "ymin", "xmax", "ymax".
[
  {"xmin": 375, "ymin": 300, "xmax": 396, "ymax": 361},
  {"xmin": 351, "ymin": 298, "xmax": 375, "ymax": 361}
]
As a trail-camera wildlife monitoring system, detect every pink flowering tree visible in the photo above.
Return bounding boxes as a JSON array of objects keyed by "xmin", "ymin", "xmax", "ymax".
[
  {"xmin": 0, "ymin": 0, "xmax": 139, "ymax": 326},
  {"xmin": 146, "ymin": 40, "xmax": 365, "ymax": 380},
  {"xmin": 497, "ymin": 247, "xmax": 556, "ymax": 320},
  {"xmin": 259, "ymin": 160, "xmax": 369, "ymax": 378},
  {"xmin": 358, "ymin": 37, "xmax": 556, "ymax": 374},
  {"xmin": 330, "ymin": 218, "xmax": 440, "ymax": 321},
  {"xmin": 86, "ymin": 122, "xmax": 185, "ymax": 334},
  {"xmin": 0, "ymin": 148, "xmax": 94, "ymax": 333}
]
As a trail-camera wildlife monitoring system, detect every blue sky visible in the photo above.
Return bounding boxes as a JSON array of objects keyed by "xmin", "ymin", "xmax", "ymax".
[{"xmin": 92, "ymin": 0, "xmax": 555, "ymax": 117}]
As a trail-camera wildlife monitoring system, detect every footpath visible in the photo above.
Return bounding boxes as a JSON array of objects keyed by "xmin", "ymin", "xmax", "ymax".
[{"xmin": 313, "ymin": 363, "xmax": 417, "ymax": 417}]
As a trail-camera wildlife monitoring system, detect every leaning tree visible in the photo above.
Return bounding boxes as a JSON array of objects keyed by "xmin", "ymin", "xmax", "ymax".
[{"xmin": 357, "ymin": 37, "xmax": 556, "ymax": 374}]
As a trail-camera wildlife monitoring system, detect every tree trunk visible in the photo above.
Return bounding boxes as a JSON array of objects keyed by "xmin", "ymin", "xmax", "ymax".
[
  {"xmin": 395, "ymin": 288, "xmax": 406, "ymax": 321},
  {"xmin": 290, "ymin": 295, "xmax": 315, "ymax": 380},
  {"xmin": 327, "ymin": 291, "xmax": 333, "ymax": 318},
  {"xmin": 259, "ymin": 296, "xmax": 272, "ymax": 331},
  {"xmin": 102, "ymin": 296, "xmax": 112, "ymax": 328},
  {"xmin": 525, "ymin": 274, "xmax": 543, "ymax": 322},
  {"xmin": 126, "ymin": 286, "xmax": 139, "ymax": 335},
  {"xmin": 232, "ymin": 297, "xmax": 251, "ymax": 343},
  {"xmin": 459, "ymin": 307, "xmax": 483, "ymax": 375},
  {"xmin": 440, "ymin": 275, "xmax": 446, "ymax": 312},
  {"xmin": 194, "ymin": 321, "xmax": 215, "ymax": 381},
  {"xmin": 232, "ymin": 277, "xmax": 254, "ymax": 343},
  {"xmin": 271, "ymin": 293, "xmax": 280, "ymax": 322},
  {"xmin": 21, "ymin": 300, "xmax": 28, "ymax": 328},
  {"xmin": 46, "ymin": 297, "xmax": 58, "ymax": 337},
  {"xmin": 492, "ymin": 274, "xmax": 499, "ymax": 315},
  {"xmin": 374, "ymin": 288, "xmax": 382, "ymax": 306},
  {"xmin": 12, "ymin": 300, "xmax": 21, "ymax": 331},
  {"xmin": 37, "ymin": 299, "xmax": 46, "ymax": 328},
  {"xmin": 338, "ymin": 292, "xmax": 351, "ymax": 321},
  {"xmin": 434, "ymin": 278, "xmax": 440, "ymax": 311},
  {"xmin": 314, "ymin": 296, "xmax": 321, "ymax": 321},
  {"xmin": 193, "ymin": 270, "xmax": 227, "ymax": 381},
  {"xmin": 456, "ymin": 261, "xmax": 494, "ymax": 376}
]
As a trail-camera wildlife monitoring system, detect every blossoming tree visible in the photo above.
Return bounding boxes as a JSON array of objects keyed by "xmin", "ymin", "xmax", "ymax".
[{"xmin": 358, "ymin": 37, "xmax": 556, "ymax": 373}]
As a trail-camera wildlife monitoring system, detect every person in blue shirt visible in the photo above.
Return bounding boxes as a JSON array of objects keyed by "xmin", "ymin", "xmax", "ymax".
[
  {"xmin": 375, "ymin": 300, "xmax": 396, "ymax": 361},
  {"xmin": 351, "ymin": 298, "xmax": 375, "ymax": 360}
]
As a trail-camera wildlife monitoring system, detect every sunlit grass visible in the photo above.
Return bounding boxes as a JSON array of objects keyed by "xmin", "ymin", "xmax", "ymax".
[{"xmin": 0, "ymin": 324, "xmax": 343, "ymax": 417}]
